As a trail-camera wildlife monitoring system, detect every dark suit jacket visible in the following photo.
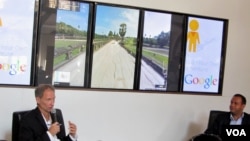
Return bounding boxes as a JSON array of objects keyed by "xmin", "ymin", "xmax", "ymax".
[
  {"xmin": 18, "ymin": 107, "xmax": 72, "ymax": 141},
  {"xmin": 204, "ymin": 112, "xmax": 250, "ymax": 137}
]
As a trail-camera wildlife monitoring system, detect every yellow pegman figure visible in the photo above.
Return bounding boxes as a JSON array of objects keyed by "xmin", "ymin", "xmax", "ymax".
[
  {"xmin": 0, "ymin": 17, "xmax": 2, "ymax": 27},
  {"xmin": 187, "ymin": 19, "xmax": 200, "ymax": 52}
]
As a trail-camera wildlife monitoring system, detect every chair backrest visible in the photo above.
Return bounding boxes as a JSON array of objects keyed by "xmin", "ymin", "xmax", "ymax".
[
  {"xmin": 190, "ymin": 133, "xmax": 222, "ymax": 141},
  {"xmin": 12, "ymin": 110, "xmax": 31, "ymax": 141},
  {"xmin": 207, "ymin": 110, "xmax": 227, "ymax": 129}
]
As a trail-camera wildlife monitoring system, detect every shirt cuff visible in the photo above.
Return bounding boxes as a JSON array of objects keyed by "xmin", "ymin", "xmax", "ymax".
[
  {"xmin": 69, "ymin": 134, "xmax": 78, "ymax": 141},
  {"xmin": 46, "ymin": 131, "xmax": 55, "ymax": 141}
]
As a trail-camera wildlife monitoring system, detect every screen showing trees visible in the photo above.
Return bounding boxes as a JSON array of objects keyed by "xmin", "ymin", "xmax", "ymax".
[
  {"xmin": 32, "ymin": 0, "xmax": 228, "ymax": 94},
  {"xmin": 52, "ymin": 2, "xmax": 89, "ymax": 87},
  {"xmin": 36, "ymin": 0, "xmax": 90, "ymax": 87},
  {"xmin": 139, "ymin": 11, "xmax": 171, "ymax": 91},
  {"xmin": 90, "ymin": 5, "xmax": 140, "ymax": 89}
]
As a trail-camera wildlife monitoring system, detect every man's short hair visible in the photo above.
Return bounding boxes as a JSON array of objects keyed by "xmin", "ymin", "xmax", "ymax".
[
  {"xmin": 233, "ymin": 93, "xmax": 246, "ymax": 105},
  {"xmin": 35, "ymin": 84, "xmax": 55, "ymax": 98}
]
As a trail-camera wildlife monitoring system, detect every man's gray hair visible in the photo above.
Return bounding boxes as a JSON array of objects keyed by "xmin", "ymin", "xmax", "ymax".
[{"xmin": 35, "ymin": 84, "xmax": 55, "ymax": 98}]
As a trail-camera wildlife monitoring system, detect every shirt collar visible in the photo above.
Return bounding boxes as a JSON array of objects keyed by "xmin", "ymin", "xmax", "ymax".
[
  {"xmin": 230, "ymin": 112, "xmax": 244, "ymax": 121},
  {"xmin": 41, "ymin": 112, "xmax": 52, "ymax": 128}
]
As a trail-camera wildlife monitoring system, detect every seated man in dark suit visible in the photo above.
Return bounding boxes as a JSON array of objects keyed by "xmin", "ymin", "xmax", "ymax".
[
  {"xmin": 204, "ymin": 93, "xmax": 250, "ymax": 139},
  {"xmin": 19, "ymin": 84, "xmax": 77, "ymax": 141}
]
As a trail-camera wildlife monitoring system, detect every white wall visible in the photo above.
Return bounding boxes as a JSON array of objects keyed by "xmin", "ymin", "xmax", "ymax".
[{"xmin": 1, "ymin": 0, "xmax": 250, "ymax": 141}]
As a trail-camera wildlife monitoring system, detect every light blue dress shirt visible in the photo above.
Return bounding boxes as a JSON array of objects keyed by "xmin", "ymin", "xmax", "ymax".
[{"xmin": 230, "ymin": 113, "xmax": 244, "ymax": 125}]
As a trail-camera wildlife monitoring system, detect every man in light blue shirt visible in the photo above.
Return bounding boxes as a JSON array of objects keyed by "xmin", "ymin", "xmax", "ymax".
[{"xmin": 205, "ymin": 94, "xmax": 250, "ymax": 138}]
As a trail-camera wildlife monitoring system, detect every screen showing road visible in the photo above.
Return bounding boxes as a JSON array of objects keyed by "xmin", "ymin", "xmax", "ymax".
[
  {"xmin": 52, "ymin": 1, "xmax": 89, "ymax": 87},
  {"xmin": 35, "ymin": 0, "xmax": 228, "ymax": 94},
  {"xmin": 91, "ymin": 5, "xmax": 139, "ymax": 89},
  {"xmin": 183, "ymin": 16, "xmax": 225, "ymax": 93},
  {"xmin": 0, "ymin": 0, "xmax": 36, "ymax": 85},
  {"xmin": 139, "ymin": 11, "xmax": 171, "ymax": 91}
]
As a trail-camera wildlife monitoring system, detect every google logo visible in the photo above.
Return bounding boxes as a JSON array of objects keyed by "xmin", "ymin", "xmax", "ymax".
[
  {"xmin": 184, "ymin": 74, "xmax": 218, "ymax": 89},
  {"xmin": 0, "ymin": 57, "xmax": 27, "ymax": 75}
]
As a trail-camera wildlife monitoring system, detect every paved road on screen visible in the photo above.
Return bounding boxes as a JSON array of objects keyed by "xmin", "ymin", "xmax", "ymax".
[
  {"xmin": 54, "ymin": 52, "xmax": 86, "ymax": 86},
  {"xmin": 91, "ymin": 40, "xmax": 135, "ymax": 89},
  {"xmin": 91, "ymin": 40, "xmax": 165, "ymax": 89},
  {"xmin": 54, "ymin": 40, "xmax": 165, "ymax": 89}
]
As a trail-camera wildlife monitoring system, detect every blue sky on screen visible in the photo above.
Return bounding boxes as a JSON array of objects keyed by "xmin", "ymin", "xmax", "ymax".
[
  {"xmin": 143, "ymin": 11, "xmax": 172, "ymax": 37},
  {"xmin": 56, "ymin": 3, "xmax": 89, "ymax": 31},
  {"xmin": 95, "ymin": 5, "xmax": 139, "ymax": 37}
]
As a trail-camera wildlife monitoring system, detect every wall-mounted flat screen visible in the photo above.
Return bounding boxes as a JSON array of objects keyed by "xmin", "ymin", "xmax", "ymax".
[
  {"xmin": 52, "ymin": 1, "xmax": 90, "ymax": 87},
  {"xmin": 36, "ymin": 0, "xmax": 90, "ymax": 87},
  {"xmin": 139, "ymin": 11, "xmax": 171, "ymax": 91},
  {"xmin": 91, "ymin": 4, "xmax": 140, "ymax": 89},
  {"xmin": 182, "ymin": 16, "xmax": 227, "ymax": 93},
  {"xmin": 35, "ymin": 0, "xmax": 228, "ymax": 95},
  {"xmin": 0, "ymin": 0, "xmax": 36, "ymax": 85}
]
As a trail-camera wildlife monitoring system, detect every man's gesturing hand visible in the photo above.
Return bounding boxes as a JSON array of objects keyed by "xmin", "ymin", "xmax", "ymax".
[{"xmin": 68, "ymin": 121, "xmax": 77, "ymax": 137}]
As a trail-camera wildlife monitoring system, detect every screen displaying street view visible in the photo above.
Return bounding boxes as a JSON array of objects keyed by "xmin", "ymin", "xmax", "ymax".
[
  {"xmin": 52, "ymin": 2, "xmax": 89, "ymax": 87},
  {"xmin": 139, "ymin": 11, "xmax": 171, "ymax": 91},
  {"xmin": 0, "ymin": 0, "xmax": 36, "ymax": 85},
  {"xmin": 91, "ymin": 5, "xmax": 139, "ymax": 89}
]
